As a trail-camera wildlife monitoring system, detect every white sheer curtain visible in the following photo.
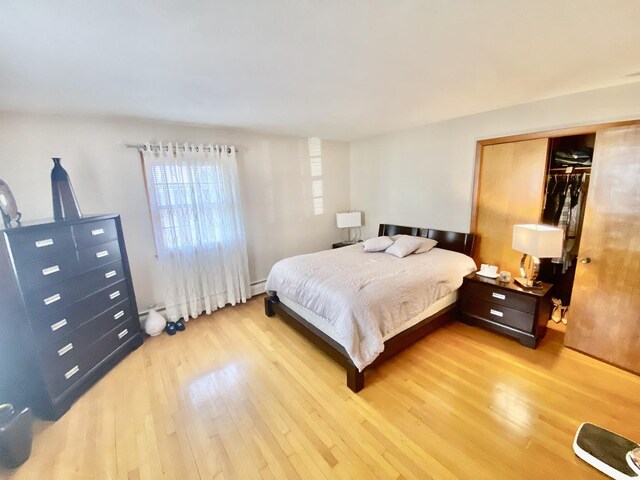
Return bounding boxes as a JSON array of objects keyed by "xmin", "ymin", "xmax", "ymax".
[{"xmin": 142, "ymin": 142, "xmax": 251, "ymax": 322}]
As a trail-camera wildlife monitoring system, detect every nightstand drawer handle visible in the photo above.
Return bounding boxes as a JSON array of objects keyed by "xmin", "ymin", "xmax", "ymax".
[
  {"xmin": 58, "ymin": 343, "xmax": 73, "ymax": 357},
  {"xmin": 492, "ymin": 292, "xmax": 506, "ymax": 300},
  {"xmin": 35, "ymin": 238, "xmax": 54, "ymax": 248},
  {"xmin": 105, "ymin": 270, "xmax": 117, "ymax": 279},
  {"xmin": 42, "ymin": 265, "xmax": 60, "ymax": 276},
  {"xmin": 114, "ymin": 310, "xmax": 125, "ymax": 320},
  {"xmin": 91, "ymin": 228, "xmax": 105, "ymax": 236},
  {"xmin": 109, "ymin": 290, "xmax": 120, "ymax": 300},
  {"xmin": 65, "ymin": 365, "xmax": 79, "ymax": 380},
  {"xmin": 490, "ymin": 309, "xmax": 503, "ymax": 318},
  {"xmin": 96, "ymin": 250, "xmax": 109, "ymax": 258},
  {"xmin": 118, "ymin": 329, "xmax": 129, "ymax": 339},
  {"xmin": 44, "ymin": 293, "xmax": 61, "ymax": 305},
  {"xmin": 51, "ymin": 319, "xmax": 67, "ymax": 331}
]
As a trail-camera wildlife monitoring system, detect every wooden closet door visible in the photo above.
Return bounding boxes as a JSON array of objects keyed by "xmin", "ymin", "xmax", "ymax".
[
  {"xmin": 475, "ymin": 139, "xmax": 549, "ymax": 274},
  {"xmin": 565, "ymin": 124, "xmax": 640, "ymax": 373}
]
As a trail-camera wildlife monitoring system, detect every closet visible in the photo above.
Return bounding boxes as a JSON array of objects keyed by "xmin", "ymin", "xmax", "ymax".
[
  {"xmin": 473, "ymin": 122, "xmax": 640, "ymax": 375},
  {"xmin": 538, "ymin": 134, "xmax": 594, "ymax": 309}
]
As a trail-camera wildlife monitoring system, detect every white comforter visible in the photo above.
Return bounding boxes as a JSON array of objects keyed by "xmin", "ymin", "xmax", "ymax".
[{"xmin": 265, "ymin": 245, "xmax": 476, "ymax": 371}]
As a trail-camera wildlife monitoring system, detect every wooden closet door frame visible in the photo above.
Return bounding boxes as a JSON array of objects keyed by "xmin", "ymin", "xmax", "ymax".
[{"xmin": 470, "ymin": 120, "xmax": 639, "ymax": 233}]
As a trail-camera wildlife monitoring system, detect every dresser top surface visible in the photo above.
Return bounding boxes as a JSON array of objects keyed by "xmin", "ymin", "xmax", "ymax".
[
  {"xmin": 464, "ymin": 272, "xmax": 553, "ymax": 297},
  {"xmin": 1, "ymin": 214, "xmax": 119, "ymax": 233}
]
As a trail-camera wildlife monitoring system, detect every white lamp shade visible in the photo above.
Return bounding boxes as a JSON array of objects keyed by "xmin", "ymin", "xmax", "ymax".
[
  {"xmin": 336, "ymin": 211, "xmax": 362, "ymax": 228},
  {"xmin": 512, "ymin": 224, "xmax": 563, "ymax": 258}
]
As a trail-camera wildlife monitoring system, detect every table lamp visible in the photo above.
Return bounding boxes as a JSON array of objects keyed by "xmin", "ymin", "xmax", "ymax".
[
  {"xmin": 336, "ymin": 211, "xmax": 362, "ymax": 244},
  {"xmin": 512, "ymin": 224, "xmax": 563, "ymax": 288}
]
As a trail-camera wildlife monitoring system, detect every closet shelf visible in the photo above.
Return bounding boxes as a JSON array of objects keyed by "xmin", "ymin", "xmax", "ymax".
[{"xmin": 548, "ymin": 166, "xmax": 592, "ymax": 172}]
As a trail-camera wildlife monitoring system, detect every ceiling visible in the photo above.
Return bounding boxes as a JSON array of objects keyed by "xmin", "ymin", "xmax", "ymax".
[{"xmin": 1, "ymin": 1, "xmax": 639, "ymax": 141}]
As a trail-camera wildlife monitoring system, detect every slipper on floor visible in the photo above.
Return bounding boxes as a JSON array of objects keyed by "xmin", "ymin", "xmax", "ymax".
[
  {"xmin": 175, "ymin": 320, "xmax": 185, "ymax": 331},
  {"xmin": 165, "ymin": 322, "xmax": 177, "ymax": 336}
]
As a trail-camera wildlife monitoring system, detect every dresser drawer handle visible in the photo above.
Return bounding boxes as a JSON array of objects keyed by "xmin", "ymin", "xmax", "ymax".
[
  {"xmin": 118, "ymin": 329, "xmax": 129, "ymax": 339},
  {"xmin": 490, "ymin": 309, "xmax": 504, "ymax": 318},
  {"xmin": 91, "ymin": 228, "xmax": 105, "ymax": 236},
  {"xmin": 44, "ymin": 293, "xmax": 61, "ymax": 305},
  {"xmin": 35, "ymin": 238, "xmax": 54, "ymax": 248},
  {"xmin": 492, "ymin": 292, "xmax": 506, "ymax": 300},
  {"xmin": 57, "ymin": 343, "xmax": 74, "ymax": 357},
  {"xmin": 109, "ymin": 290, "xmax": 120, "ymax": 300},
  {"xmin": 114, "ymin": 310, "xmax": 125, "ymax": 320},
  {"xmin": 51, "ymin": 319, "xmax": 68, "ymax": 331},
  {"xmin": 105, "ymin": 270, "xmax": 117, "ymax": 279},
  {"xmin": 96, "ymin": 250, "xmax": 109, "ymax": 258},
  {"xmin": 42, "ymin": 265, "xmax": 61, "ymax": 276},
  {"xmin": 64, "ymin": 365, "xmax": 79, "ymax": 380}
]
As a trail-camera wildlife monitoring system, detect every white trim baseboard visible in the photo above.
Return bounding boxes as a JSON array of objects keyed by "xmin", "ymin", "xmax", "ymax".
[{"xmin": 251, "ymin": 279, "xmax": 266, "ymax": 296}]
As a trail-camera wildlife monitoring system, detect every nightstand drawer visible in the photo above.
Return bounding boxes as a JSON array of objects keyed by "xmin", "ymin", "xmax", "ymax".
[
  {"xmin": 464, "ymin": 281, "xmax": 537, "ymax": 314},
  {"xmin": 461, "ymin": 297, "xmax": 535, "ymax": 333}
]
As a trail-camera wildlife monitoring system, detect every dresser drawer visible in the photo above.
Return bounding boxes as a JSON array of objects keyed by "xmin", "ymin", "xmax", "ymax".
[
  {"xmin": 8, "ymin": 226, "xmax": 75, "ymax": 266},
  {"xmin": 15, "ymin": 252, "xmax": 79, "ymax": 295},
  {"xmin": 73, "ymin": 219, "xmax": 118, "ymax": 249},
  {"xmin": 74, "ymin": 300, "xmax": 133, "ymax": 346},
  {"xmin": 25, "ymin": 279, "xmax": 81, "ymax": 321},
  {"xmin": 73, "ymin": 280, "xmax": 129, "ymax": 321},
  {"xmin": 26, "ymin": 274, "xmax": 129, "ymax": 330},
  {"xmin": 464, "ymin": 281, "xmax": 537, "ymax": 314},
  {"xmin": 30, "ymin": 305, "xmax": 85, "ymax": 347},
  {"xmin": 77, "ymin": 240, "xmax": 122, "ymax": 273},
  {"xmin": 38, "ymin": 332, "xmax": 83, "ymax": 375},
  {"xmin": 461, "ymin": 297, "xmax": 536, "ymax": 333},
  {"xmin": 83, "ymin": 318, "xmax": 138, "ymax": 372},
  {"xmin": 40, "ymin": 348, "xmax": 84, "ymax": 399},
  {"xmin": 71, "ymin": 260, "xmax": 126, "ymax": 302}
]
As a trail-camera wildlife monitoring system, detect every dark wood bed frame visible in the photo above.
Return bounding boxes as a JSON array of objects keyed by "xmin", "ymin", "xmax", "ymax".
[{"xmin": 264, "ymin": 224, "xmax": 477, "ymax": 392}]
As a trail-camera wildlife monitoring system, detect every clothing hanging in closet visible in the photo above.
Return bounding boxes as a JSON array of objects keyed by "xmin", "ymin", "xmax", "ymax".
[{"xmin": 540, "ymin": 173, "xmax": 589, "ymax": 304}]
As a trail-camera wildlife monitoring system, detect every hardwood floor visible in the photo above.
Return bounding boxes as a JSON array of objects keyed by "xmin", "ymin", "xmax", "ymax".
[{"xmin": 3, "ymin": 295, "xmax": 639, "ymax": 479}]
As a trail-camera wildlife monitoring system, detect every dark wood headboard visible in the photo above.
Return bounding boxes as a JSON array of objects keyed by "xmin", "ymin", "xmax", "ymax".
[{"xmin": 378, "ymin": 224, "xmax": 477, "ymax": 257}]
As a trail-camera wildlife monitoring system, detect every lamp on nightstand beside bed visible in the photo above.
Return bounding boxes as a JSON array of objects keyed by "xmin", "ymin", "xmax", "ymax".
[
  {"xmin": 336, "ymin": 211, "xmax": 362, "ymax": 244},
  {"xmin": 512, "ymin": 224, "xmax": 563, "ymax": 289}
]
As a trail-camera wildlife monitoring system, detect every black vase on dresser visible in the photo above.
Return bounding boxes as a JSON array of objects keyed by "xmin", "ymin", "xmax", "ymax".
[
  {"xmin": 0, "ymin": 214, "xmax": 142, "ymax": 419},
  {"xmin": 51, "ymin": 157, "xmax": 82, "ymax": 221}
]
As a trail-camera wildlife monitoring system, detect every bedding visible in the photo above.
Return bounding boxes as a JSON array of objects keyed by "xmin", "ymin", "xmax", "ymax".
[{"xmin": 265, "ymin": 244, "xmax": 477, "ymax": 371}]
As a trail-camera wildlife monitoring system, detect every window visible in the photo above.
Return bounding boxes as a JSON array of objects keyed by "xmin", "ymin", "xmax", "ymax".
[
  {"xmin": 144, "ymin": 157, "xmax": 238, "ymax": 255},
  {"xmin": 308, "ymin": 137, "xmax": 324, "ymax": 215}
]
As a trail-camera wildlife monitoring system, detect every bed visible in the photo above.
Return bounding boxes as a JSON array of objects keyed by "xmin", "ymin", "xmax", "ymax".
[{"xmin": 264, "ymin": 224, "xmax": 477, "ymax": 392}]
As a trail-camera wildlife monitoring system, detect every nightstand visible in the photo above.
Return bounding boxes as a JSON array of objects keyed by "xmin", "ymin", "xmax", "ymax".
[{"xmin": 459, "ymin": 273, "xmax": 552, "ymax": 348}]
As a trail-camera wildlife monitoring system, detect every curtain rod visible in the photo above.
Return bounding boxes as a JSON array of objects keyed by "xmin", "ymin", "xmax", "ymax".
[{"xmin": 125, "ymin": 143, "xmax": 238, "ymax": 153}]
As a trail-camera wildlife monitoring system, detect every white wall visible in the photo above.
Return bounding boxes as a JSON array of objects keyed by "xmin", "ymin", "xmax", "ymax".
[
  {"xmin": 350, "ymin": 81, "xmax": 640, "ymax": 238},
  {"xmin": 0, "ymin": 113, "xmax": 350, "ymax": 310}
]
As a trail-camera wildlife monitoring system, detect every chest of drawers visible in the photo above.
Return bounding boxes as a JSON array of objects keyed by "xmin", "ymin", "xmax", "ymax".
[
  {"xmin": 459, "ymin": 273, "xmax": 552, "ymax": 348},
  {"xmin": 0, "ymin": 214, "xmax": 142, "ymax": 419}
]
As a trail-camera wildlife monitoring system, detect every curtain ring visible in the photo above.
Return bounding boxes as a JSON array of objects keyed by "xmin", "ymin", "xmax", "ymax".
[{"xmin": 143, "ymin": 145, "xmax": 148, "ymax": 151}]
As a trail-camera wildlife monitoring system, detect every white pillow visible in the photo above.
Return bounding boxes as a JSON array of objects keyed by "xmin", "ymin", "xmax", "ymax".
[
  {"xmin": 362, "ymin": 236, "xmax": 394, "ymax": 252},
  {"xmin": 414, "ymin": 238, "xmax": 438, "ymax": 254},
  {"xmin": 385, "ymin": 235, "xmax": 423, "ymax": 258},
  {"xmin": 391, "ymin": 234, "xmax": 438, "ymax": 254}
]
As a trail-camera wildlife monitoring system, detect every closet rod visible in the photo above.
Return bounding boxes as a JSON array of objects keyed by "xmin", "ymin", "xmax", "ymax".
[{"xmin": 125, "ymin": 143, "xmax": 238, "ymax": 153}]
